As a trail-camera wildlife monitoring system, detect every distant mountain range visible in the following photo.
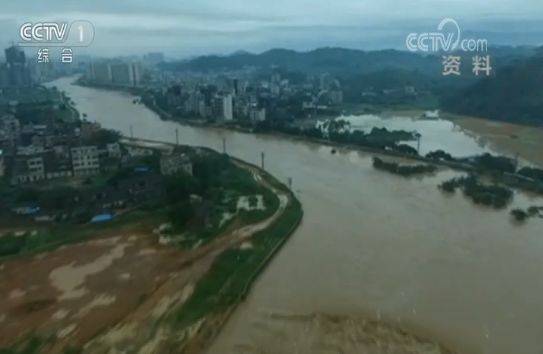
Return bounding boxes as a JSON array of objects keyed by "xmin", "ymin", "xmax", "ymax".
[
  {"xmin": 161, "ymin": 47, "xmax": 442, "ymax": 76},
  {"xmin": 162, "ymin": 46, "xmax": 538, "ymax": 75}
]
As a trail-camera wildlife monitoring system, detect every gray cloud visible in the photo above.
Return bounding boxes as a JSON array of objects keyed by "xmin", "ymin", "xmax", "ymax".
[{"xmin": 1, "ymin": 0, "xmax": 542, "ymax": 58}]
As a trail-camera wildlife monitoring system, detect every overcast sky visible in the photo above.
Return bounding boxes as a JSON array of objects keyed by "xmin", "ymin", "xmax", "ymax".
[{"xmin": 1, "ymin": 0, "xmax": 542, "ymax": 58}]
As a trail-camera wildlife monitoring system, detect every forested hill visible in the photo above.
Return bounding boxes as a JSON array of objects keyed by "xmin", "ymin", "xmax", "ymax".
[
  {"xmin": 161, "ymin": 47, "xmax": 441, "ymax": 77},
  {"xmin": 441, "ymin": 52, "xmax": 543, "ymax": 125}
]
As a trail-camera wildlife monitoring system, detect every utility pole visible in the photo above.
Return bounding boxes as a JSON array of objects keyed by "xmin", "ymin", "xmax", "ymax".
[
  {"xmin": 288, "ymin": 177, "xmax": 292, "ymax": 190},
  {"xmin": 261, "ymin": 152, "xmax": 265, "ymax": 170},
  {"xmin": 175, "ymin": 128, "xmax": 179, "ymax": 146},
  {"xmin": 222, "ymin": 138, "xmax": 226, "ymax": 154}
]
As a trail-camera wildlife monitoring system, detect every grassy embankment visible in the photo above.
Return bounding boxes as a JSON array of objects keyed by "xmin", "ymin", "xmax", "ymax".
[{"xmin": 164, "ymin": 163, "xmax": 303, "ymax": 351}]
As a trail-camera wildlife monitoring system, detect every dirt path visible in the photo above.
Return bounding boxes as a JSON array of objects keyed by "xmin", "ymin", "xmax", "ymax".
[{"xmin": 81, "ymin": 161, "xmax": 291, "ymax": 353}]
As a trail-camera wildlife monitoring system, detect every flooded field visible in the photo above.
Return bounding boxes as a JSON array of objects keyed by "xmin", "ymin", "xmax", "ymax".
[
  {"xmin": 448, "ymin": 114, "xmax": 543, "ymax": 168},
  {"xmin": 0, "ymin": 231, "xmax": 188, "ymax": 351},
  {"xmin": 337, "ymin": 114, "xmax": 492, "ymax": 157},
  {"xmin": 47, "ymin": 77, "xmax": 543, "ymax": 354}
]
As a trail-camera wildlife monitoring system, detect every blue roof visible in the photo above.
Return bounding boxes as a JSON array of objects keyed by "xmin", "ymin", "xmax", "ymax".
[
  {"xmin": 90, "ymin": 214, "xmax": 114, "ymax": 223},
  {"xmin": 134, "ymin": 166, "xmax": 151, "ymax": 173},
  {"xmin": 13, "ymin": 206, "xmax": 40, "ymax": 215}
]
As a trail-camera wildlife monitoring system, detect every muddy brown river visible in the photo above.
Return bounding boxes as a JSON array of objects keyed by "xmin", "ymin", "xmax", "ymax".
[{"xmin": 48, "ymin": 77, "xmax": 543, "ymax": 354}]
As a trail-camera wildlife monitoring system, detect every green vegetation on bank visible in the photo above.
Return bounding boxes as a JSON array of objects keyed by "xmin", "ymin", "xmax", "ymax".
[
  {"xmin": 372, "ymin": 157, "xmax": 437, "ymax": 177},
  {"xmin": 511, "ymin": 206, "xmax": 543, "ymax": 222},
  {"xmin": 169, "ymin": 173, "xmax": 302, "ymax": 336},
  {"xmin": 163, "ymin": 152, "xmax": 279, "ymax": 248},
  {"xmin": 255, "ymin": 119, "xmax": 418, "ymax": 152},
  {"xmin": 439, "ymin": 175, "xmax": 513, "ymax": 209}
]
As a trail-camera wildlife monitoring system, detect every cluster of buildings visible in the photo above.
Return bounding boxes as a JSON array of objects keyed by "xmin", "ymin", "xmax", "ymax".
[
  {"xmin": 0, "ymin": 114, "xmax": 191, "ymax": 187},
  {"xmin": 154, "ymin": 71, "xmax": 344, "ymax": 123},
  {"xmin": 0, "ymin": 110, "xmax": 195, "ymax": 221},
  {"xmin": 0, "ymin": 115, "xmax": 116, "ymax": 184}
]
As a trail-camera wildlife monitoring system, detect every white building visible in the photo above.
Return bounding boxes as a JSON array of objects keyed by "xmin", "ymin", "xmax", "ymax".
[
  {"xmin": 71, "ymin": 146, "xmax": 100, "ymax": 177},
  {"xmin": 222, "ymin": 94, "xmax": 233, "ymax": 121}
]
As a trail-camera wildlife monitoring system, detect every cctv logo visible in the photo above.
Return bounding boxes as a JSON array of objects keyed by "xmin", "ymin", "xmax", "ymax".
[
  {"xmin": 405, "ymin": 18, "xmax": 488, "ymax": 53},
  {"xmin": 20, "ymin": 22, "xmax": 69, "ymax": 43}
]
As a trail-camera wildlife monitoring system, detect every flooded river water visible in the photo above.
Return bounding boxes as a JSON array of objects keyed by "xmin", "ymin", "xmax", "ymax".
[{"xmin": 49, "ymin": 77, "xmax": 543, "ymax": 354}]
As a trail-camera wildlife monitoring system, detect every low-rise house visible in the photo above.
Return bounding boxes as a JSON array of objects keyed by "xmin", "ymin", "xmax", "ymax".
[
  {"xmin": 10, "ymin": 155, "xmax": 45, "ymax": 184},
  {"xmin": 160, "ymin": 152, "xmax": 193, "ymax": 176},
  {"xmin": 106, "ymin": 143, "xmax": 122, "ymax": 158},
  {"xmin": 71, "ymin": 146, "xmax": 100, "ymax": 177}
]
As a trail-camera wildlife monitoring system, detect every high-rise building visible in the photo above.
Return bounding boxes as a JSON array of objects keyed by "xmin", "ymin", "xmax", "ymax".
[
  {"xmin": 109, "ymin": 62, "xmax": 142, "ymax": 87},
  {"xmin": 110, "ymin": 63, "xmax": 131, "ymax": 86},
  {"xmin": 90, "ymin": 62, "xmax": 112, "ymax": 84},
  {"xmin": 4, "ymin": 46, "xmax": 31, "ymax": 87},
  {"xmin": 222, "ymin": 94, "xmax": 233, "ymax": 121},
  {"xmin": 129, "ymin": 62, "xmax": 141, "ymax": 86}
]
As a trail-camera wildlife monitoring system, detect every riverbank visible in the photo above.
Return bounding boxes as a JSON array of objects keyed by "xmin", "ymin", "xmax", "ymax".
[
  {"xmin": 131, "ymin": 89, "xmax": 543, "ymax": 197},
  {"xmin": 74, "ymin": 79, "xmax": 543, "ymax": 170}
]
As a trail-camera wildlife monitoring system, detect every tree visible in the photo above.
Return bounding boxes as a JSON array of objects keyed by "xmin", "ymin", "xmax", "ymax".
[
  {"xmin": 164, "ymin": 174, "xmax": 200, "ymax": 204},
  {"xmin": 168, "ymin": 201, "xmax": 195, "ymax": 228}
]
